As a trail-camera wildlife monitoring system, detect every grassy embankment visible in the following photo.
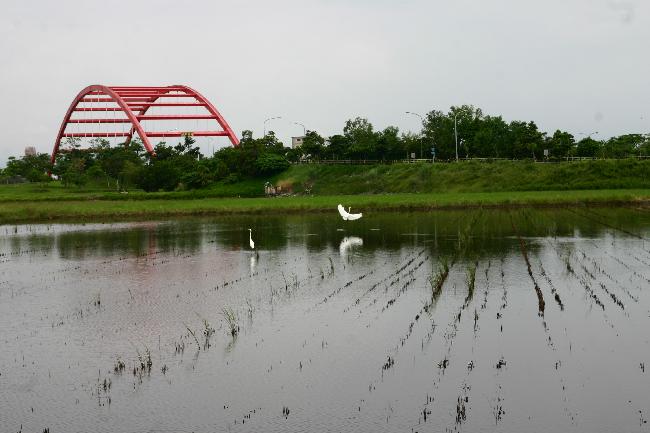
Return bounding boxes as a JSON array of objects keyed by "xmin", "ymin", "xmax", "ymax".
[{"xmin": 1, "ymin": 160, "xmax": 649, "ymax": 223}]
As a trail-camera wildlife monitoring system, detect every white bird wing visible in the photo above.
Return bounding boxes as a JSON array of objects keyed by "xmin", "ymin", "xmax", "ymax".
[
  {"xmin": 337, "ymin": 204, "xmax": 349, "ymax": 220},
  {"xmin": 347, "ymin": 212, "xmax": 362, "ymax": 221}
]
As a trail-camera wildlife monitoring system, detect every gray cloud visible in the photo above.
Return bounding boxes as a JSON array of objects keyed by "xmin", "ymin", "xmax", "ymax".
[{"xmin": 0, "ymin": 0, "xmax": 648, "ymax": 164}]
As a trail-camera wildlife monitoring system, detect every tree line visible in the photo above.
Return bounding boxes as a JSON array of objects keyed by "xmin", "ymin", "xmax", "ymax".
[
  {"xmin": 293, "ymin": 105, "xmax": 650, "ymax": 161},
  {"xmin": 1, "ymin": 104, "xmax": 649, "ymax": 191},
  {"xmin": 0, "ymin": 131, "xmax": 290, "ymax": 190}
]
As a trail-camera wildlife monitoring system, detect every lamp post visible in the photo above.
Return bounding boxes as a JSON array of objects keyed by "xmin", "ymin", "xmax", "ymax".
[
  {"xmin": 263, "ymin": 116, "xmax": 282, "ymax": 137},
  {"xmin": 405, "ymin": 111, "xmax": 424, "ymax": 159},
  {"xmin": 454, "ymin": 114, "xmax": 459, "ymax": 162},
  {"xmin": 293, "ymin": 122, "xmax": 306, "ymax": 135}
]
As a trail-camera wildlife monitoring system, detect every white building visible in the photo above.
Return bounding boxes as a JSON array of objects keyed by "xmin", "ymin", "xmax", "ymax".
[
  {"xmin": 291, "ymin": 136, "xmax": 305, "ymax": 148},
  {"xmin": 24, "ymin": 146, "xmax": 36, "ymax": 156}
]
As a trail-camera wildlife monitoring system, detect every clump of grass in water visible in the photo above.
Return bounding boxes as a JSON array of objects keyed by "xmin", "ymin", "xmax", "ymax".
[
  {"xmin": 183, "ymin": 323, "xmax": 201, "ymax": 350},
  {"xmin": 133, "ymin": 347, "xmax": 153, "ymax": 378},
  {"xmin": 428, "ymin": 258, "xmax": 449, "ymax": 303},
  {"xmin": 245, "ymin": 298, "xmax": 254, "ymax": 318},
  {"xmin": 92, "ymin": 291, "xmax": 101, "ymax": 308},
  {"xmin": 113, "ymin": 357, "xmax": 125, "ymax": 374},
  {"xmin": 202, "ymin": 319, "xmax": 215, "ymax": 338},
  {"xmin": 463, "ymin": 262, "xmax": 477, "ymax": 309},
  {"xmin": 202, "ymin": 318, "xmax": 215, "ymax": 349},
  {"xmin": 222, "ymin": 307, "xmax": 239, "ymax": 337},
  {"xmin": 564, "ymin": 253, "xmax": 573, "ymax": 273}
]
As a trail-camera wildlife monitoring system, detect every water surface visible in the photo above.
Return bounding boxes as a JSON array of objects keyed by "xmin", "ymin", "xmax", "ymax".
[{"xmin": 1, "ymin": 208, "xmax": 650, "ymax": 432}]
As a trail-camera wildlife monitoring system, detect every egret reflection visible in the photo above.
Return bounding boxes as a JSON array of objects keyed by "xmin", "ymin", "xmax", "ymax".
[{"xmin": 339, "ymin": 236, "xmax": 363, "ymax": 259}]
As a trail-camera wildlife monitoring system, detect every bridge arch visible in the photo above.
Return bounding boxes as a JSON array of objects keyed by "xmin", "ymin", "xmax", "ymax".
[{"xmin": 51, "ymin": 84, "xmax": 240, "ymax": 165}]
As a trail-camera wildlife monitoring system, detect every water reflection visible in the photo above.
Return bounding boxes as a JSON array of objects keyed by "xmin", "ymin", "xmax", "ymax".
[
  {"xmin": 1, "ymin": 208, "xmax": 650, "ymax": 433},
  {"xmin": 1, "ymin": 209, "xmax": 648, "ymax": 261},
  {"xmin": 339, "ymin": 236, "xmax": 363, "ymax": 259}
]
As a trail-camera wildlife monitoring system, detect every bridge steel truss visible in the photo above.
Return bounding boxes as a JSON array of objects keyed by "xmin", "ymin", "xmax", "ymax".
[{"xmin": 51, "ymin": 84, "xmax": 240, "ymax": 165}]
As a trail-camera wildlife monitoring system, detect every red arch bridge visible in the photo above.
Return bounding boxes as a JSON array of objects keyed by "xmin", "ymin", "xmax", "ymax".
[{"xmin": 51, "ymin": 84, "xmax": 240, "ymax": 165}]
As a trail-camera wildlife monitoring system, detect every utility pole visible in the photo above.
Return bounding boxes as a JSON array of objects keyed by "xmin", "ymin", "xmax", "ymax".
[
  {"xmin": 405, "ymin": 111, "xmax": 424, "ymax": 159},
  {"xmin": 293, "ymin": 122, "xmax": 306, "ymax": 135},
  {"xmin": 263, "ymin": 116, "xmax": 282, "ymax": 137},
  {"xmin": 454, "ymin": 114, "xmax": 459, "ymax": 162}
]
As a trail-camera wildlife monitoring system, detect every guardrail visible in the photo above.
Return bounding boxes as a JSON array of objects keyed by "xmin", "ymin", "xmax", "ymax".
[{"xmin": 292, "ymin": 156, "xmax": 650, "ymax": 165}]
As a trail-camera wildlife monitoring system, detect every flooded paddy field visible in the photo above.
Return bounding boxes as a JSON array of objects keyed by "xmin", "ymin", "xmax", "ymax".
[{"xmin": 1, "ymin": 208, "xmax": 650, "ymax": 433}]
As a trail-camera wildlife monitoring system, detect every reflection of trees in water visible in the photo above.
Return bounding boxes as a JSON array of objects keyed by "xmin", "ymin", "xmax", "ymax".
[
  {"xmin": 54, "ymin": 221, "xmax": 205, "ymax": 259},
  {"xmin": 2, "ymin": 208, "xmax": 647, "ymax": 260},
  {"xmin": 210, "ymin": 215, "xmax": 290, "ymax": 251}
]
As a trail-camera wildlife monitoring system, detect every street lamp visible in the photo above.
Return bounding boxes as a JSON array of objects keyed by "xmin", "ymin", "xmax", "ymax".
[
  {"xmin": 405, "ymin": 111, "xmax": 424, "ymax": 159},
  {"xmin": 578, "ymin": 131, "xmax": 599, "ymax": 139},
  {"xmin": 454, "ymin": 114, "xmax": 459, "ymax": 162},
  {"xmin": 293, "ymin": 122, "xmax": 306, "ymax": 135},
  {"xmin": 263, "ymin": 116, "xmax": 282, "ymax": 137}
]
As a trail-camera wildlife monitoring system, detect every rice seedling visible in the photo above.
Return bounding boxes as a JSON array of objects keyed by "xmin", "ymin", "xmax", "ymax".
[
  {"xmin": 183, "ymin": 323, "xmax": 201, "ymax": 350},
  {"xmin": 221, "ymin": 307, "xmax": 239, "ymax": 337},
  {"xmin": 135, "ymin": 347, "xmax": 153, "ymax": 375},
  {"xmin": 202, "ymin": 319, "xmax": 215, "ymax": 338},
  {"xmin": 201, "ymin": 318, "xmax": 215, "ymax": 349},
  {"xmin": 92, "ymin": 291, "xmax": 101, "ymax": 308},
  {"xmin": 113, "ymin": 357, "xmax": 125, "ymax": 374},
  {"xmin": 428, "ymin": 258, "xmax": 449, "ymax": 306},
  {"xmin": 464, "ymin": 262, "xmax": 477, "ymax": 308},
  {"xmin": 245, "ymin": 298, "xmax": 254, "ymax": 318},
  {"xmin": 382, "ymin": 356, "xmax": 395, "ymax": 371}
]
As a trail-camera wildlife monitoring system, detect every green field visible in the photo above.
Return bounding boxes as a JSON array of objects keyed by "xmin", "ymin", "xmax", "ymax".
[
  {"xmin": 277, "ymin": 159, "xmax": 650, "ymax": 194},
  {"xmin": 0, "ymin": 189, "xmax": 648, "ymax": 224},
  {"xmin": 1, "ymin": 160, "xmax": 649, "ymax": 223}
]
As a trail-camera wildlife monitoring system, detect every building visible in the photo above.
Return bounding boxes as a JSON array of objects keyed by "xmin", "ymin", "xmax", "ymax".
[
  {"xmin": 291, "ymin": 136, "xmax": 305, "ymax": 148},
  {"xmin": 24, "ymin": 146, "xmax": 36, "ymax": 156}
]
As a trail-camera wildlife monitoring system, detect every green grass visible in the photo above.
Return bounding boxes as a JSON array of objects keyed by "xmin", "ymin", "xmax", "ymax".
[
  {"xmin": 0, "ymin": 178, "xmax": 264, "ymax": 202},
  {"xmin": 1, "ymin": 160, "xmax": 649, "ymax": 223},
  {"xmin": 277, "ymin": 159, "xmax": 650, "ymax": 194},
  {"xmin": 0, "ymin": 189, "xmax": 648, "ymax": 224}
]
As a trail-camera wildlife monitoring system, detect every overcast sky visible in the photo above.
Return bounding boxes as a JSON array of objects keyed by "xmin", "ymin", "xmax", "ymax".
[{"xmin": 0, "ymin": 0, "xmax": 648, "ymax": 164}]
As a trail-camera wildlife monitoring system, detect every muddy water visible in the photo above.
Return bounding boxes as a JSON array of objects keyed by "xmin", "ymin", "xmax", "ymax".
[{"xmin": 1, "ymin": 208, "xmax": 650, "ymax": 433}]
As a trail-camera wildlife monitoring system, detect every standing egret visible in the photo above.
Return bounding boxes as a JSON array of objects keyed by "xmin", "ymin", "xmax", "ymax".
[
  {"xmin": 337, "ymin": 204, "xmax": 362, "ymax": 221},
  {"xmin": 248, "ymin": 228, "xmax": 255, "ymax": 249}
]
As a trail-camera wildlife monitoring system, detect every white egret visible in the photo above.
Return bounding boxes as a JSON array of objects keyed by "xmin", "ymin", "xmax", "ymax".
[
  {"xmin": 337, "ymin": 204, "xmax": 362, "ymax": 221},
  {"xmin": 248, "ymin": 228, "xmax": 255, "ymax": 249}
]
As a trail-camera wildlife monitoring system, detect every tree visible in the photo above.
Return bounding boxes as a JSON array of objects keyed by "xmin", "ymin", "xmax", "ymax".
[
  {"xmin": 255, "ymin": 153, "xmax": 290, "ymax": 176},
  {"xmin": 422, "ymin": 110, "xmax": 455, "ymax": 160},
  {"xmin": 343, "ymin": 117, "xmax": 377, "ymax": 159},
  {"xmin": 401, "ymin": 132, "xmax": 422, "ymax": 159},
  {"xmin": 377, "ymin": 126, "xmax": 403, "ymax": 160},
  {"xmin": 299, "ymin": 131, "xmax": 325, "ymax": 160},
  {"xmin": 602, "ymin": 134, "xmax": 645, "ymax": 158},
  {"xmin": 62, "ymin": 158, "xmax": 87, "ymax": 187},
  {"xmin": 323, "ymin": 134, "xmax": 348, "ymax": 160},
  {"xmin": 3, "ymin": 153, "xmax": 51, "ymax": 182},
  {"xmin": 473, "ymin": 116, "xmax": 509, "ymax": 158},
  {"xmin": 85, "ymin": 164, "xmax": 107, "ymax": 185},
  {"xmin": 507, "ymin": 121, "xmax": 545, "ymax": 159},
  {"xmin": 449, "ymin": 105, "xmax": 483, "ymax": 158},
  {"xmin": 137, "ymin": 159, "xmax": 181, "ymax": 192},
  {"xmin": 575, "ymin": 137, "xmax": 602, "ymax": 157},
  {"xmin": 182, "ymin": 160, "xmax": 214, "ymax": 189},
  {"xmin": 547, "ymin": 130, "xmax": 575, "ymax": 159}
]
